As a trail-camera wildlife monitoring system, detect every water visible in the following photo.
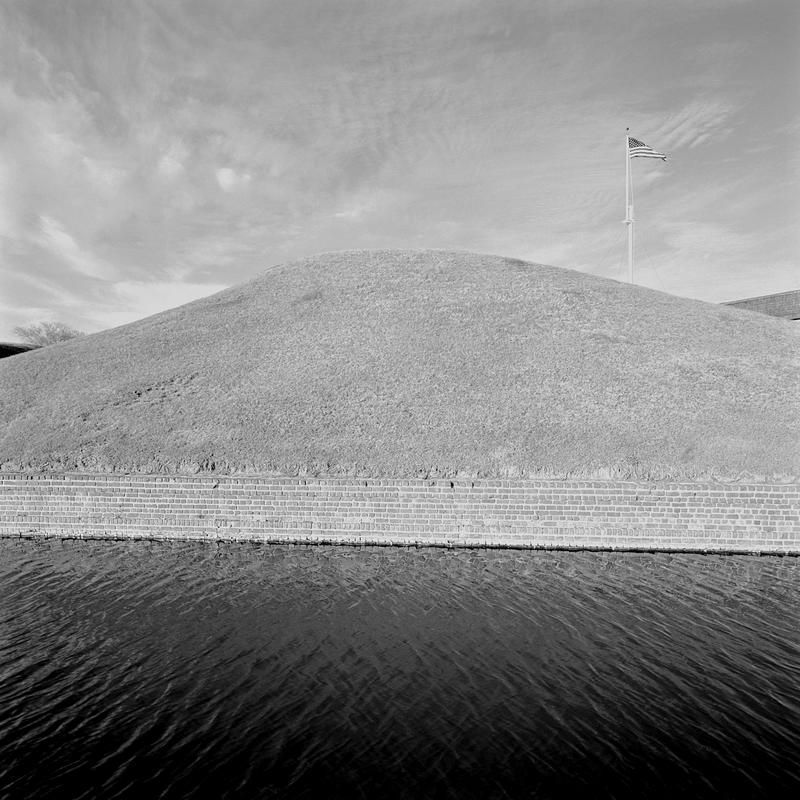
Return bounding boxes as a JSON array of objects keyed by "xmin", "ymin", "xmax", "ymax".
[{"xmin": 1, "ymin": 540, "xmax": 798, "ymax": 799}]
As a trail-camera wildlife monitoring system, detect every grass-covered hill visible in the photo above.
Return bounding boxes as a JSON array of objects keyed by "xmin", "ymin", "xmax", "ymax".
[{"xmin": 1, "ymin": 250, "xmax": 798, "ymax": 481}]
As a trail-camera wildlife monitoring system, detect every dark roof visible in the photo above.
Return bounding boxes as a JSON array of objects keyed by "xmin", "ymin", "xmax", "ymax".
[
  {"xmin": 723, "ymin": 289, "xmax": 800, "ymax": 320},
  {"xmin": 0, "ymin": 342, "xmax": 37, "ymax": 359}
]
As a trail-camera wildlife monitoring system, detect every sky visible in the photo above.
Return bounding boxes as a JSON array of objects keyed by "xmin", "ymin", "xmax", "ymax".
[{"xmin": 0, "ymin": 0, "xmax": 798, "ymax": 339}]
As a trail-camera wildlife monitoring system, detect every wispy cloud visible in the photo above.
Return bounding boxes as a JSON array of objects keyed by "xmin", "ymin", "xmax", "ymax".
[
  {"xmin": 653, "ymin": 98, "xmax": 741, "ymax": 151},
  {"xmin": 37, "ymin": 216, "xmax": 113, "ymax": 280}
]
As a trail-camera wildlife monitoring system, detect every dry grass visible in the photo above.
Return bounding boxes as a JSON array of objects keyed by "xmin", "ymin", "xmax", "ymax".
[{"xmin": 1, "ymin": 249, "xmax": 798, "ymax": 481}]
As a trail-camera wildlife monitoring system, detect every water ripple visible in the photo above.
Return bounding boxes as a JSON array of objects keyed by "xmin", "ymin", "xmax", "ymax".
[{"xmin": 0, "ymin": 540, "xmax": 798, "ymax": 798}]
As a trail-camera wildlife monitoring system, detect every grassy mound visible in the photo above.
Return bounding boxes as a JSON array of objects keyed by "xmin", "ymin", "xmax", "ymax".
[{"xmin": 1, "ymin": 250, "xmax": 798, "ymax": 480}]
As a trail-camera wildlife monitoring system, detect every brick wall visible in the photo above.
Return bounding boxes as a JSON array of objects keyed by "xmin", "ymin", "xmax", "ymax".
[
  {"xmin": 0, "ymin": 473, "xmax": 798, "ymax": 554},
  {"xmin": 724, "ymin": 289, "xmax": 800, "ymax": 320}
]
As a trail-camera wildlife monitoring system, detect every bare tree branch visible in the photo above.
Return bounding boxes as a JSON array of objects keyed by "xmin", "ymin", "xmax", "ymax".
[{"xmin": 13, "ymin": 322, "xmax": 85, "ymax": 347}]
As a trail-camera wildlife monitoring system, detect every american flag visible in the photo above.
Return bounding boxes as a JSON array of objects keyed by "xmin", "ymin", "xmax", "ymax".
[{"xmin": 628, "ymin": 136, "xmax": 667, "ymax": 160}]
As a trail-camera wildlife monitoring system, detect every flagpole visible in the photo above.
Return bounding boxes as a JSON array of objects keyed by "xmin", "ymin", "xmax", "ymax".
[{"xmin": 625, "ymin": 128, "xmax": 634, "ymax": 283}]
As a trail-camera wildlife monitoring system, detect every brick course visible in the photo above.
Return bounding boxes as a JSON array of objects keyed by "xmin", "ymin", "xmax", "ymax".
[{"xmin": 0, "ymin": 473, "xmax": 798, "ymax": 554}]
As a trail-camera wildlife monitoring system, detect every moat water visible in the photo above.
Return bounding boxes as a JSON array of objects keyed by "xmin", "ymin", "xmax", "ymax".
[{"xmin": 1, "ymin": 539, "xmax": 798, "ymax": 798}]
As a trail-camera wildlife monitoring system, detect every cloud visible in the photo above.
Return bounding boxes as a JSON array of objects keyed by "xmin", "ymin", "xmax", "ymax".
[
  {"xmin": 156, "ymin": 141, "xmax": 189, "ymax": 179},
  {"xmin": 0, "ymin": 158, "xmax": 18, "ymax": 238},
  {"xmin": 330, "ymin": 189, "xmax": 397, "ymax": 221},
  {"xmin": 82, "ymin": 156, "xmax": 126, "ymax": 190},
  {"xmin": 215, "ymin": 167, "xmax": 252, "ymax": 192},
  {"xmin": 653, "ymin": 99, "xmax": 741, "ymax": 151},
  {"xmin": 37, "ymin": 216, "xmax": 113, "ymax": 280}
]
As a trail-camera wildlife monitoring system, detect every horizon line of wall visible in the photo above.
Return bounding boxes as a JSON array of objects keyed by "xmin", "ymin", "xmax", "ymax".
[{"xmin": 1, "ymin": 473, "xmax": 797, "ymax": 556}]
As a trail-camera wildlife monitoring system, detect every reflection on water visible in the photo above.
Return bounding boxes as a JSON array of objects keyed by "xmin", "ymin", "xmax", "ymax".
[{"xmin": 1, "ymin": 539, "xmax": 798, "ymax": 798}]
